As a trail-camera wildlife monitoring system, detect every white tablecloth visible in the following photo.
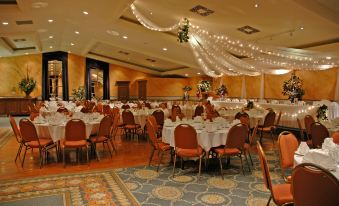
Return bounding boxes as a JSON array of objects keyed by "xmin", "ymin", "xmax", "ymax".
[
  {"xmin": 35, "ymin": 122, "xmax": 100, "ymax": 142},
  {"xmin": 294, "ymin": 154, "xmax": 339, "ymax": 180},
  {"xmin": 162, "ymin": 124, "xmax": 230, "ymax": 152}
]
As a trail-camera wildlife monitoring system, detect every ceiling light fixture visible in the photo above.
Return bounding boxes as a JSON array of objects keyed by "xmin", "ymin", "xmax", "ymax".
[
  {"xmin": 75, "ymin": 31, "xmax": 79, "ymax": 34},
  {"xmin": 123, "ymin": 36, "xmax": 128, "ymax": 39},
  {"xmin": 49, "ymin": 46, "xmax": 53, "ymax": 49},
  {"xmin": 106, "ymin": 30, "xmax": 119, "ymax": 36},
  {"xmin": 25, "ymin": 53, "xmax": 29, "ymax": 55},
  {"xmin": 48, "ymin": 19, "xmax": 53, "ymax": 23},
  {"xmin": 49, "ymin": 35, "xmax": 53, "ymax": 39},
  {"xmin": 70, "ymin": 43, "xmax": 75, "ymax": 46},
  {"xmin": 68, "ymin": 51, "xmax": 71, "ymax": 53},
  {"xmin": 163, "ymin": 48, "xmax": 167, "ymax": 51},
  {"xmin": 254, "ymin": 4, "xmax": 259, "ymax": 8},
  {"xmin": 326, "ymin": 56, "xmax": 332, "ymax": 60},
  {"xmin": 185, "ymin": 74, "xmax": 188, "ymax": 76},
  {"xmin": 197, "ymin": 72, "xmax": 201, "ymax": 75},
  {"xmin": 83, "ymin": 11, "xmax": 89, "ymax": 15},
  {"xmin": 300, "ymin": 27, "xmax": 304, "ymax": 30},
  {"xmin": 2, "ymin": 22, "xmax": 9, "ymax": 25}
]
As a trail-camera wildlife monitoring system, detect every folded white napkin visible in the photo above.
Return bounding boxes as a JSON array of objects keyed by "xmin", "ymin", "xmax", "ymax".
[
  {"xmin": 214, "ymin": 117, "xmax": 225, "ymax": 123},
  {"xmin": 205, "ymin": 122, "xmax": 217, "ymax": 132},
  {"xmin": 296, "ymin": 141, "xmax": 310, "ymax": 155},
  {"xmin": 193, "ymin": 116, "xmax": 203, "ymax": 123},
  {"xmin": 303, "ymin": 149, "xmax": 337, "ymax": 170}
]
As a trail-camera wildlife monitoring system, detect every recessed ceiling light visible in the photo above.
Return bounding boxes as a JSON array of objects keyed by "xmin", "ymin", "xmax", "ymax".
[
  {"xmin": 83, "ymin": 11, "xmax": 89, "ymax": 15},
  {"xmin": 25, "ymin": 53, "xmax": 29, "ymax": 55},
  {"xmin": 326, "ymin": 56, "xmax": 332, "ymax": 60},
  {"xmin": 197, "ymin": 72, "xmax": 201, "ymax": 75},
  {"xmin": 75, "ymin": 31, "xmax": 79, "ymax": 34},
  {"xmin": 123, "ymin": 36, "xmax": 128, "ymax": 39},
  {"xmin": 150, "ymin": 12, "xmax": 153, "ymax": 15},
  {"xmin": 254, "ymin": 4, "xmax": 259, "ymax": 8},
  {"xmin": 2, "ymin": 22, "xmax": 9, "ymax": 25},
  {"xmin": 48, "ymin": 19, "xmax": 53, "ymax": 23},
  {"xmin": 49, "ymin": 46, "xmax": 53, "ymax": 49},
  {"xmin": 185, "ymin": 74, "xmax": 188, "ymax": 76},
  {"xmin": 31, "ymin": 2, "xmax": 48, "ymax": 9},
  {"xmin": 70, "ymin": 43, "xmax": 75, "ymax": 46},
  {"xmin": 68, "ymin": 51, "xmax": 71, "ymax": 53},
  {"xmin": 106, "ymin": 30, "xmax": 119, "ymax": 36},
  {"xmin": 49, "ymin": 35, "xmax": 53, "ymax": 39},
  {"xmin": 162, "ymin": 48, "xmax": 167, "ymax": 51},
  {"xmin": 300, "ymin": 27, "xmax": 304, "ymax": 30}
]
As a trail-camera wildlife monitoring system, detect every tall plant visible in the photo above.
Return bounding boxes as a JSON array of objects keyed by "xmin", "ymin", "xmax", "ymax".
[
  {"xmin": 18, "ymin": 68, "xmax": 36, "ymax": 97},
  {"xmin": 282, "ymin": 73, "xmax": 305, "ymax": 102}
]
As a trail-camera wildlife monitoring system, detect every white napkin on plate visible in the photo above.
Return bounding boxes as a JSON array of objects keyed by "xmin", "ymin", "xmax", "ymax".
[
  {"xmin": 296, "ymin": 141, "xmax": 310, "ymax": 155},
  {"xmin": 193, "ymin": 116, "xmax": 203, "ymax": 123},
  {"xmin": 302, "ymin": 149, "xmax": 337, "ymax": 170},
  {"xmin": 164, "ymin": 119, "xmax": 172, "ymax": 126}
]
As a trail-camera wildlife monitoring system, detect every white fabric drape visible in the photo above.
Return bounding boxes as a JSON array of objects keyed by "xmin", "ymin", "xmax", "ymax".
[
  {"xmin": 241, "ymin": 76, "xmax": 246, "ymax": 99},
  {"xmin": 334, "ymin": 70, "xmax": 339, "ymax": 102},
  {"xmin": 260, "ymin": 73, "xmax": 265, "ymax": 99}
]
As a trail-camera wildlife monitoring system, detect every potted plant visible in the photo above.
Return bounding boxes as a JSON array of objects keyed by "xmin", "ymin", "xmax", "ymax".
[
  {"xmin": 72, "ymin": 86, "xmax": 85, "ymax": 101},
  {"xmin": 18, "ymin": 74, "xmax": 36, "ymax": 98},
  {"xmin": 182, "ymin": 85, "xmax": 192, "ymax": 101},
  {"xmin": 216, "ymin": 84, "xmax": 228, "ymax": 99}
]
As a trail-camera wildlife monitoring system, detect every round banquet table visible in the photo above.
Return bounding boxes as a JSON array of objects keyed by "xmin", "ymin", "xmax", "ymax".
[
  {"xmin": 34, "ymin": 121, "xmax": 100, "ymax": 142},
  {"xmin": 294, "ymin": 154, "xmax": 339, "ymax": 180},
  {"xmin": 162, "ymin": 123, "xmax": 230, "ymax": 152}
]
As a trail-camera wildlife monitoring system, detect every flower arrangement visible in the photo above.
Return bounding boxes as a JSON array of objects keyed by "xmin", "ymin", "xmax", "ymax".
[
  {"xmin": 246, "ymin": 101, "xmax": 254, "ymax": 110},
  {"xmin": 177, "ymin": 18, "xmax": 189, "ymax": 43},
  {"xmin": 72, "ymin": 86, "xmax": 85, "ymax": 100},
  {"xmin": 282, "ymin": 73, "xmax": 305, "ymax": 102},
  {"xmin": 316, "ymin": 104, "xmax": 328, "ymax": 121},
  {"xmin": 197, "ymin": 80, "xmax": 211, "ymax": 93},
  {"xmin": 216, "ymin": 84, "xmax": 228, "ymax": 96},
  {"xmin": 182, "ymin": 85, "xmax": 192, "ymax": 91},
  {"xmin": 18, "ymin": 70, "xmax": 36, "ymax": 97}
]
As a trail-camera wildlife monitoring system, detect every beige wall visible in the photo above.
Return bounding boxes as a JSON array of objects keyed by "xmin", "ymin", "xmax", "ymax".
[{"xmin": 0, "ymin": 54, "xmax": 337, "ymax": 100}]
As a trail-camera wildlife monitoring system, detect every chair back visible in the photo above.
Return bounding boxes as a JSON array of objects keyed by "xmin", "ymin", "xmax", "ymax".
[
  {"xmin": 96, "ymin": 103, "xmax": 103, "ymax": 113},
  {"xmin": 332, "ymin": 132, "xmax": 339, "ymax": 144},
  {"xmin": 122, "ymin": 110, "xmax": 136, "ymax": 125},
  {"xmin": 145, "ymin": 102, "xmax": 152, "ymax": 109},
  {"xmin": 65, "ymin": 119, "xmax": 86, "ymax": 141},
  {"xmin": 256, "ymin": 141, "xmax": 273, "ymax": 191},
  {"xmin": 263, "ymin": 111, "xmax": 276, "ymax": 127},
  {"xmin": 146, "ymin": 119, "xmax": 158, "ymax": 149},
  {"xmin": 148, "ymin": 115, "xmax": 158, "ymax": 129},
  {"xmin": 57, "ymin": 107, "xmax": 68, "ymax": 113},
  {"xmin": 112, "ymin": 107, "xmax": 120, "ymax": 116},
  {"xmin": 249, "ymin": 123, "xmax": 259, "ymax": 145},
  {"xmin": 29, "ymin": 112, "xmax": 39, "ymax": 121},
  {"xmin": 171, "ymin": 107, "xmax": 181, "ymax": 122},
  {"xmin": 9, "ymin": 115, "xmax": 22, "ymax": 143},
  {"xmin": 98, "ymin": 115, "xmax": 113, "ymax": 137},
  {"xmin": 239, "ymin": 113, "xmax": 250, "ymax": 129},
  {"xmin": 275, "ymin": 111, "xmax": 282, "ymax": 125},
  {"xmin": 174, "ymin": 124, "xmax": 198, "ymax": 149},
  {"xmin": 102, "ymin": 105, "xmax": 112, "ymax": 115},
  {"xmin": 121, "ymin": 104, "xmax": 130, "ymax": 110},
  {"xmin": 304, "ymin": 115, "xmax": 315, "ymax": 135},
  {"xmin": 226, "ymin": 123, "xmax": 248, "ymax": 149},
  {"xmin": 152, "ymin": 110, "xmax": 164, "ymax": 125},
  {"xmin": 278, "ymin": 131, "xmax": 299, "ymax": 169},
  {"xmin": 19, "ymin": 119, "xmax": 39, "ymax": 142},
  {"xmin": 80, "ymin": 107, "xmax": 90, "ymax": 113},
  {"xmin": 296, "ymin": 118, "xmax": 305, "ymax": 140},
  {"xmin": 194, "ymin": 105, "xmax": 204, "ymax": 117},
  {"xmin": 291, "ymin": 163, "xmax": 339, "ymax": 206},
  {"xmin": 310, "ymin": 122, "xmax": 329, "ymax": 148}
]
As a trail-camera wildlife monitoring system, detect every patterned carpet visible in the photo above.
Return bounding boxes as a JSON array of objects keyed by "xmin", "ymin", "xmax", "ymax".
[
  {"xmin": 116, "ymin": 150, "xmax": 286, "ymax": 206},
  {"xmin": 0, "ymin": 169, "xmax": 140, "ymax": 206}
]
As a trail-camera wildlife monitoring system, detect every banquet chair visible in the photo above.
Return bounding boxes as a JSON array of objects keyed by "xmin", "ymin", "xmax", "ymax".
[
  {"xmin": 258, "ymin": 111, "xmax": 276, "ymax": 144},
  {"xmin": 122, "ymin": 110, "xmax": 142, "ymax": 140},
  {"xmin": 194, "ymin": 105, "xmax": 204, "ymax": 117},
  {"xmin": 296, "ymin": 118, "xmax": 305, "ymax": 140},
  {"xmin": 145, "ymin": 102, "xmax": 152, "ymax": 109},
  {"xmin": 102, "ymin": 104, "xmax": 112, "ymax": 115},
  {"xmin": 152, "ymin": 109, "xmax": 164, "ymax": 126},
  {"xmin": 121, "ymin": 104, "xmax": 130, "ymax": 110},
  {"xmin": 291, "ymin": 163, "xmax": 339, "ymax": 206},
  {"xmin": 29, "ymin": 112, "xmax": 39, "ymax": 121},
  {"xmin": 277, "ymin": 131, "xmax": 299, "ymax": 182},
  {"xmin": 96, "ymin": 103, "xmax": 103, "ymax": 113},
  {"xmin": 243, "ymin": 122, "xmax": 259, "ymax": 168},
  {"xmin": 256, "ymin": 141, "xmax": 294, "ymax": 206},
  {"xmin": 19, "ymin": 119, "xmax": 57, "ymax": 168},
  {"xmin": 148, "ymin": 115, "xmax": 161, "ymax": 137},
  {"xmin": 171, "ymin": 107, "xmax": 183, "ymax": 122},
  {"xmin": 172, "ymin": 124, "xmax": 205, "ymax": 179},
  {"xmin": 9, "ymin": 115, "xmax": 23, "ymax": 162},
  {"xmin": 213, "ymin": 123, "xmax": 249, "ymax": 178},
  {"xmin": 310, "ymin": 122, "xmax": 329, "ymax": 148},
  {"xmin": 63, "ymin": 119, "xmax": 90, "ymax": 167},
  {"xmin": 332, "ymin": 131, "xmax": 339, "ymax": 144},
  {"xmin": 304, "ymin": 115, "xmax": 315, "ymax": 140},
  {"xmin": 146, "ymin": 118, "xmax": 171, "ymax": 172},
  {"xmin": 90, "ymin": 115, "xmax": 114, "ymax": 160}
]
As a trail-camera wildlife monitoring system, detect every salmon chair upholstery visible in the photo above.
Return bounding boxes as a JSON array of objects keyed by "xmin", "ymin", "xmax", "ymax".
[
  {"xmin": 121, "ymin": 104, "xmax": 130, "ymax": 110},
  {"xmin": 19, "ymin": 119, "xmax": 57, "ymax": 168},
  {"xmin": 172, "ymin": 124, "xmax": 205, "ymax": 179},
  {"xmin": 243, "ymin": 122, "xmax": 259, "ymax": 169},
  {"xmin": 152, "ymin": 110, "xmax": 164, "ymax": 126},
  {"xmin": 122, "ymin": 110, "xmax": 142, "ymax": 140},
  {"xmin": 146, "ymin": 118, "xmax": 171, "ymax": 172},
  {"xmin": 258, "ymin": 111, "xmax": 276, "ymax": 144},
  {"xmin": 304, "ymin": 115, "xmax": 315, "ymax": 140},
  {"xmin": 214, "ymin": 123, "xmax": 249, "ymax": 178},
  {"xmin": 148, "ymin": 115, "xmax": 161, "ymax": 137},
  {"xmin": 332, "ymin": 131, "xmax": 339, "ymax": 144},
  {"xmin": 102, "ymin": 104, "xmax": 112, "ymax": 115},
  {"xmin": 90, "ymin": 115, "xmax": 114, "ymax": 160},
  {"xmin": 57, "ymin": 107, "xmax": 69, "ymax": 114},
  {"xmin": 63, "ymin": 119, "xmax": 89, "ymax": 167},
  {"xmin": 291, "ymin": 163, "xmax": 339, "ymax": 206},
  {"xmin": 277, "ymin": 131, "xmax": 299, "ymax": 182},
  {"xmin": 310, "ymin": 122, "xmax": 329, "ymax": 148},
  {"xmin": 256, "ymin": 141, "xmax": 294, "ymax": 206},
  {"xmin": 9, "ymin": 115, "xmax": 23, "ymax": 162},
  {"xmin": 194, "ymin": 105, "xmax": 204, "ymax": 117}
]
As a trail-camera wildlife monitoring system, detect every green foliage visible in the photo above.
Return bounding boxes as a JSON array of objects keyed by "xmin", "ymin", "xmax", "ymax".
[
  {"xmin": 18, "ymin": 77, "xmax": 36, "ymax": 95},
  {"xmin": 216, "ymin": 84, "xmax": 228, "ymax": 96},
  {"xmin": 72, "ymin": 86, "xmax": 85, "ymax": 100},
  {"xmin": 197, "ymin": 80, "xmax": 211, "ymax": 92},
  {"xmin": 177, "ymin": 18, "xmax": 189, "ymax": 43},
  {"xmin": 182, "ymin": 85, "xmax": 192, "ymax": 91},
  {"xmin": 282, "ymin": 73, "xmax": 305, "ymax": 101},
  {"xmin": 246, "ymin": 101, "xmax": 254, "ymax": 109},
  {"xmin": 317, "ymin": 104, "xmax": 328, "ymax": 120}
]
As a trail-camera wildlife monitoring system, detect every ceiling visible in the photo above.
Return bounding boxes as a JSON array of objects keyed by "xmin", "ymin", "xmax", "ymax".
[{"xmin": 0, "ymin": 0, "xmax": 338, "ymax": 77}]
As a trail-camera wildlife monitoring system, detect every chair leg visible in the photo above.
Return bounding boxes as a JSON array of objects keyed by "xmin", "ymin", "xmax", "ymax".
[
  {"xmin": 248, "ymin": 151, "xmax": 253, "ymax": 166},
  {"xmin": 15, "ymin": 143, "xmax": 23, "ymax": 162},
  {"xmin": 95, "ymin": 143, "xmax": 100, "ymax": 161},
  {"xmin": 172, "ymin": 154, "xmax": 177, "ymax": 178},
  {"xmin": 260, "ymin": 130, "xmax": 263, "ymax": 143},
  {"xmin": 39, "ymin": 149, "xmax": 43, "ymax": 169},
  {"xmin": 198, "ymin": 156, "xmax": 202, "ymax": 180},
  {"xmin": 270, "ymin": 130, "xmax": 275, "ymax": 146},
  {"xmin": 157, "ymin": 151, "xmax": 164, "ymax": 172},
  {"xmin": 244, "ymin": 153, "xmax": 251, "ymax": 172},
  {"xmin": 109, "ymin": 139, "xmax": 117, "ymax": 154},
  {"xmin": 105, "ymin": 141, "xmax": 113, "ymax": 158},
  {"xmin": 239, "ymin": 155, "xmax": 244, "ymax": 175},
  {"xmin": 21, "ymin": 147, "xmax": 28, "ymax": 168},
  {"xmin": 86, "ymin": 146, "xmax": 90, "ymax": 166},
  {"xmin": 266, "ymin": 195, "xmax": 272, "ymax": 206},
  {"xmin": 148, "ymin": 147, "xmax": 155, "ymax": 166},
  {"xmin": 219, "ymin": 155, "xmax": 224, "ymax": 180},
  {"xmin": 63, "ymin": 148, "xmax": 66, "ymax": 168}
]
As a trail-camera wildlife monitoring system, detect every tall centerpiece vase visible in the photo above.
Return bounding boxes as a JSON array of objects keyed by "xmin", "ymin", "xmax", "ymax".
[{"xmin": 184, "ymin": 91, "xmax": 189, "ymax": 101}]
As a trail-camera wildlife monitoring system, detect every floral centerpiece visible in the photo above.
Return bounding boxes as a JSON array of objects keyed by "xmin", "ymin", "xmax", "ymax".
[
  {"xmin": 18, "ymin": 71, "xmax": 36, "ymax": 97},
  {"xmin": 177, "ymin": 18, "xmax": 189, "ymax": 43},
  {"xmin": 182, "ymin": 85, "xmax": 192, "ymax": 101},
  {"xmin": 72, "ymin": 86, "xmax": 85, "ymax": 101},
  {"xmin": 282, "ymin": 73, "xmax": 305, "ymax": 102},
  {"xmin": 316, "ymin": 104, "xmax": 328, "ymax": 121},
  {"xmin": 197, "ymin": 80, "xmax": 211, "ymax": 93},
  {"xmin": 216, "ymin": 84, "xmax": 228, "ymax": 98},
  {"xmin": 246, "ymin": 101, "xmax": 254, "ymax": 110}
]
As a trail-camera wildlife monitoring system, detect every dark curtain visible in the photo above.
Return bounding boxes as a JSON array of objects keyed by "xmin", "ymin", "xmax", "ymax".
[
  {"xmin": 42, "ymin": 51, "xmax": 69, "ymax": 100},
  {"xmin": 85, "ymin": 58, "xmax": 110, "ymax": 100}
]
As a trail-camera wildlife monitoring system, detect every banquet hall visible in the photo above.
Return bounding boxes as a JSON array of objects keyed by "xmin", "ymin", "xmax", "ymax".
[{"xmin": 0, "ymin": 0, "xmax": 338, "ymax": 205}]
